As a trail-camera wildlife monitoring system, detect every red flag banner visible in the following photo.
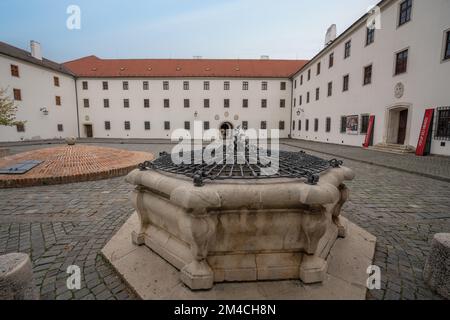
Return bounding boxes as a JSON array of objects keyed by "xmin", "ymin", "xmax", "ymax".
[
  {"xmin": 416, "ymin": 109, "xmax": 435, "ymax": 156},
  {"xmin": 363, "ymin": 116, "xmax": 375, "ymax": 148}
]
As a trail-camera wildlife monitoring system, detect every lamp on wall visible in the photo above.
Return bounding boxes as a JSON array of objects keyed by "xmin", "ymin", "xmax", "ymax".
[
  {"xmin": 194, "ymin": 111, "xmax": 198, "ymax": 118},
  {"xmin": 40, "ymin": 107, "xmax": 49, "ymax": 116}
]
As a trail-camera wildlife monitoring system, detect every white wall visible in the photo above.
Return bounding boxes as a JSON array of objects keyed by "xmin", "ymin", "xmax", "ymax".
[
  {"xmin": 0, "ymin": 55, "xmax": 78, "ymax": 141},
  {"xmin": 291, "ymin": 0, "xmax": 450, "ymax": 156},
  {"xmin": 76, "ymin": 78, "xmax": 293, "ymax": 139}
]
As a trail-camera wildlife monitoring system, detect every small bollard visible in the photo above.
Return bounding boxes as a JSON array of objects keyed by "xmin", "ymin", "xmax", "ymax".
[
  {"xmin": 0, "ymin": 253, "xmax": 39, "ymax": 300},
  {"xmin": 423, "ymin": 233, "xmax": 450, "ymax": 299}
]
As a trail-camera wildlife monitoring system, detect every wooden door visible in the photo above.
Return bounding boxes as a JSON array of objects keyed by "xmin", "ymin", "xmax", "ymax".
[
  {"xmin": 397, "ymin": 110, "xmax": 408, "ymax": 144},
  {"xmin": 85, "ymin": 125, "xmax": 93, "ymax": 138}
]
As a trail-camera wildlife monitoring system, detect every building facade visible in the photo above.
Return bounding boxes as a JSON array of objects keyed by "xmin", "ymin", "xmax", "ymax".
[{"xmin": 0, "ymin": 0, "xmax": 449, "ymax": 156}]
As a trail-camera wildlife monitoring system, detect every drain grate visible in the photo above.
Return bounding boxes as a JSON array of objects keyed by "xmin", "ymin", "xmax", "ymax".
[{"xmin": 0, "ymin": 160, "xmax": 43, "ymax": 174}]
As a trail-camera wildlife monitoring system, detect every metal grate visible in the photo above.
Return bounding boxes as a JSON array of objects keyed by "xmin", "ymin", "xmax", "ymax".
[
  {"xmin": 0, "ymin": 160, "xmax": 43, "ymax": 175},
  {"xmin": 138, "ymin": 146, "xmax": 342, "ymax": 187}
]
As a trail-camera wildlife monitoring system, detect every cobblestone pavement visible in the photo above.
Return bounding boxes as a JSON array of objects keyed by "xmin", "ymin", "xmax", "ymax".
[
  {"xmin": 1, "ymin": 141, "xmax": 449, "ymax": 300},
  {"xmin": 282, "ymin": 139, "xmax": 450, "ymax": 182}
]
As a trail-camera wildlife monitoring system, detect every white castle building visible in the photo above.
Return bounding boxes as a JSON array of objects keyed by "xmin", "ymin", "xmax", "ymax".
[{"xmin": 0, "ymin": 0, "xmax": 449, "ymax": 156}]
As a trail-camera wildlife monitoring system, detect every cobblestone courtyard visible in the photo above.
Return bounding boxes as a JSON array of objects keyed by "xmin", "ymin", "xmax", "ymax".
[{"xmin": 0, "ymin": 141, "xmax": 449, "ymax": 300}]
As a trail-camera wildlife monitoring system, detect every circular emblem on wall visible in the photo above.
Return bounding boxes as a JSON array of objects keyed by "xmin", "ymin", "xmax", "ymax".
[
  {"xmin": 85, "ymin": 116, "xmax": 90, "ymax": 121},
  {"xmin": 224, "ymin": 112, "xmax": 229, "ymax": 118},
  {"xmin": 234, "ymin": 115, "xmax": 239, "ymax": 121},
  {"xmin": 215, "ymin": 115, "xmax": 220, "ymax": 121},
  {"xmin": 297, "ymin": 110, "xmax": 301, "ymax": 116},
  {"xmin": 394, "ymin": 82, "xmax": 404, "ymax": 99}
]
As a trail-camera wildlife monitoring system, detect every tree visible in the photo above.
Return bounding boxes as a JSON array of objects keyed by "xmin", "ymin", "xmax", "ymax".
[{"xmin": 0, "ymin": 88, "xmax": 24, "ymax": 126}]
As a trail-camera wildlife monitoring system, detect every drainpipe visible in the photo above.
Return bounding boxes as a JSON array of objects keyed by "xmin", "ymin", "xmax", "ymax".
[
  {"xmin": 289, "ymin": 79, "xmax": 294, "ymax": 139},
  {"xmin": 74, "ymin": 77, "xmax": 80, "ymax": 138}
]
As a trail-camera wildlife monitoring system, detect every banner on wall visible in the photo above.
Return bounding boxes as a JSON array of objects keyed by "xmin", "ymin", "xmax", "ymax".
[
  {"xmin": 346, "ymin": 115, "xmax": 359, "ymax": 135},
  {"xmin": 416, "ymin": 108, "xmax": 435, "ymax": 156},
  {"xmin": 363, "ymin": 116, "xmax": 375, "ymax": 148}
]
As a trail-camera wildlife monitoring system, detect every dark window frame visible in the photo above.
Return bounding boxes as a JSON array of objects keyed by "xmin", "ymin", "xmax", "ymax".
[
  {"xmin": 124, "ymin": 121, "xmax": 131, "ymax": 130},
  {"xmin": 104, "ymin": 121, "xmax": 111, "ymax": 130},
  {"xmin": 144, "ymin": 121, "xmax": 151, "ymax": 130},
  {"xmin": 54, "ymin": 76, "xmax": 60, "ymax": 87},
  {"xmin": 316, "ymin": 62, "xmax": 321, "ymax": 75},
  {"xmin": 164, "ymin": 121, "xmax": 170, "ymax": 130},
  {"xmin": 261, "ymin": 99, "xmax": 267, "ymax": 109},
  {"xmin": 398, "ymin": 0, "xmax": 412, "ymax": 27},
  {"xmin": 203, "ymin": 81, "xmax": 210, "ymax": 91},
  {"xmin": 123, "ymin": 81, "xmax": 129, "ymax": 90},
  {"xmin": 280, "ymin": 82, "xmax": 287, "ymax": 90},
  {"xmin": 326, "ymin": 117, "xmax": 331, "ymax": 133},
  {"xmin": 363, "ymin": 65, "xmax": 373, "ymax": 85},
  {"xmin": 144, "ymin": 99, "xmax": 150, "ymax": 108},
  {"xmin": 11, "ymin": 64, "xmax": 19, "ymax": 77},
  {"xmin": 343, "ymin": 74, "xmax": 350, "ymax": 92},
  {"xmin": 123, "ymin": 99, "xmax": 130, "ymax": 108},
  {"xmin": 184, "ymin": 121, "xmax": 191, "ymax": 130},
  {"xmin": 163, "ymin": 81, "xmax": 169, "ymax": 90},
  {"xmin": 261, "ymin": 121, "xmax": 267, "ymax": 130},
  {"xmin": 183, "ymin": 81, "xmax": 189, "ymax": 90},
  {"xmin": 262, "ymin": 81, "xmax": 268, "ymax": 91},
  {"xmin": 327, "ymin": 82, "xmax": 333, "ymax": 97},
  {"xmin": 329, "ymin": 53, "xmax": 334, "ymax": 68},
  {"xmin": 360, "ymin": 114, "xmax": 370, "ymax": 134},
  {"xmin": 315, "ymin": 88, "xmax": 320, "ymax": 101},
  {"xmin": 443, "ymin": 30, "xmax": 450, "ymax": 61},
  {"xmin": 395, "ymin": 49, "xmax": 409, "ymax": 75},
  {"xmin": 102, "ymin": 81, "xmax": 109, "ymax": 90},
  {"xmin": 280, "ymin": 99, "xmax": 286, "ymax": 108},
  {"xmin": 314, "ymin": 118, "xmax": 319, "ymax": 132},
  {"xmin": 224, "ymin": 99, "xmax": 230, "ymax": 108},
  {"xmin": 224, "ymin": 81, "xmax": 230, "ymax": 90},
  {"xmin": 204, "ymin": 121, "xmax": 210, "ymax": 130},
  {"xmin": 204, "ymin": 99, "xmax": 210, "ymax": 108},
  {"xmin": 164, "ymin": 99, "xmax": 170, "ymax": 108},
  {"xmin": 13, "ymin": 88, "xmax": 22, "ymax": 101},
  {"xmin": 104, "ymin": 99, "xmax": 110, "ymax": 108},
  {"xmin": 243, "ymin": 81, "xmax": 249, "ymax": 91},
  {"xmin": 184, "ymin": 99, "xmax": 190, "ymax": 108},
  {"xmin": 279, "ymin": 121, "xmax": 285, "ymax": 130},
  {"xmin": 435, "ymin": 107, "xmax": 450, "ymax": 140},
  {"xmin": 243, "ymin": 99, "xmax": 248, "ymax": 108},
  {"xmin": 242, "ymin": 121, "xmax": 248, "ymax": 130},
  {"xmin": 83, "ymin": 98, "xmax": 89, "ymax": 108},
  {"xmin": 16, "ymin": 123, "xmax": 25, "ymax": 132},
  {"xmin": 344, "ymin": 40, "xmax": 351, "ymax": 59},
  {"xmin": 143, "ymin": 81, "xmax": 149, "ymax": 90},
  {"xmin": 55, "ymin": 95, "xmax": 61, "ymax": 106},
  {"xmin": 82, "ymin": 81, "xmax": 88, "ymax": 90},
  {"xmin": 57, "ymin": 124, "xmax": 64, "ymax": 132},
  {"xmin": 366, "ymin": 27, "xmax": 375, "ymax": 46},
  {"xmin": 340, "ymin": 116, "xmax": 347, "ymax": 133}
]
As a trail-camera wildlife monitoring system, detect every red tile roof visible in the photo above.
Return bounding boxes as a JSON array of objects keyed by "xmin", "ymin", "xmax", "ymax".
[{"xmin": 63, "ymin": 56, "xmax": 308, "ymax": 78}]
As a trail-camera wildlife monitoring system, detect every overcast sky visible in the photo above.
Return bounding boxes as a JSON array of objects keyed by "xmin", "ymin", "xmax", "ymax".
[{"xmin": 0, "ymin": 0, "xmax": 377, "ymax": 62}]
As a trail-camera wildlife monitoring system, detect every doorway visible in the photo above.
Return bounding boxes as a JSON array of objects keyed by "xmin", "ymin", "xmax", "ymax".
[
  {"xmin": 385, "ymin": 106, "xmax": 409, "ymax": 145},
  {"xmin": 397, "ymin": 110, "xmax": 408, "ymax": 145},
  {"xmin": 219, "ymin": 122, "xmax": 234, "ymax": 139},
  {"xmin": 84, "ymin": 124, "xmax": 93, "ymax": 138}
]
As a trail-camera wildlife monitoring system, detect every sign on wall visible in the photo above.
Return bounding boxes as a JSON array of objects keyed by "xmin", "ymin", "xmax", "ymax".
[
  {"xmin": 416, "ymin": 109, "xmax": 435, "ymax": 156},
  {"xmin": 346, "ymin": 115, "xmax": 359, "ymax": 135}
]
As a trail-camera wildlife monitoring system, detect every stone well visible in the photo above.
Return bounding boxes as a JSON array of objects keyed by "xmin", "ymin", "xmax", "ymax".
[{"xmin": 125, "ymin": 146, "xmax": 354, "ymax": 290}]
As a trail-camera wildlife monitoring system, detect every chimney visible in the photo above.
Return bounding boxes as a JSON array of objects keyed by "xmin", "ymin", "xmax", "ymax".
[
  {"xmin": 260, "ymin": 55, "xmax": 270, "ymax": 60},
  {"xmin": 324, "ymin": 24, "xmax": 337, "ymax": 47},
  {"xmin": 30, "ymin": 41, "xmax": 42, "ymax": 60}
]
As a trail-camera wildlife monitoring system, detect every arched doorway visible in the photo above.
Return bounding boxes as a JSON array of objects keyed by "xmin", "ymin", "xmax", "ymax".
[
  {"xmin": 219, "ymin": 122, "xmax": 234, "ymax": 139},
  {"xmin": 385, "ymin": 105, "xmax": 410, "ymax": 145}
]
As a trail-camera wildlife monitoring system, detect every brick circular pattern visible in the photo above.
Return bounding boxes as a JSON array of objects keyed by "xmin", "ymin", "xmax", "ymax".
[{"xmin": 0, "ymin": 145, "xmax": 153, "ymax": 188}]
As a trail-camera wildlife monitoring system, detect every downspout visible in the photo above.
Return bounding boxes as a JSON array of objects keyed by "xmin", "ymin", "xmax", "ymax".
[
  {"xmin": 74, "ymin": 77, "xmax": 80, "ymax": 138},
  {"xmin": 289, "ymin": 78, "xmax": 294, "ymax": 139}
]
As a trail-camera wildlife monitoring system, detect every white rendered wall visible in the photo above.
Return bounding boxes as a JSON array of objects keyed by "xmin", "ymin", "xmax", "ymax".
[
  {"xmin": 76, "ymin": 78, "xmax": 293, "ymax": 139},
  {"xmin": 291, "ymin": 0, "xmax": 450, "ymax": 156},
  {"xmin": 0, "ymin": 55, "xmax": 78, "ymax": 142}
]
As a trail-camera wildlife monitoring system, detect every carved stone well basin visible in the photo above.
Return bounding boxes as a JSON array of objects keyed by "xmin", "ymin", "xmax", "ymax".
[{"xmin": 125, "ymin": 150, "xmax": 354, "ymax": 290}]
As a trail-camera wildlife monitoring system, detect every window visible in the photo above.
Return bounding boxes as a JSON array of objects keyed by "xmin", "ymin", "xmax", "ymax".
[
  {"xmin": 326, "ymin": 117, "xmax": 331, "ymax": 133},
  {"xmin": 306, "ymin": 92, "xmax": 310, "ymax": 103},
  {"xmin": 224, "ymin": 81, "xmax": 230, "ymax": 90},
  {"xmin": 184, "ymin": 121, "xmax": 190, "ymax": 130},
  {"xmin": 317, "ymin": 62, "xmax": 321, "ymax": 75},
  {"xmin": 82, "ymin": 81, "xmax": 88, "ymax": 90},
  {"xmin": 143, "ymin": 81, "xmax": 149, "ymax": 90},
  {"xmin": 104, "ymin": 99, "xmax": 110, "ymax": 108},
  {"xmin": 262, "ymin": 81, "xmax": 268, "ymax": 91},
  {"xmin": 55, "ymin": 96, "xmax": 61, "ymax": 106},
  {"xmin": 315, "ymin": 88, "xmax": 320, "ymax": 101},
  {"xmin": 183, "ymin": 81, "xmax": 189, "ymax": 90},
  {"xmin": 123, "ymin": 81, "xmax": 129, "ymax": 90},
  {"xmin": 124, "ymin": 121, "xmax": 131, "ymax": 130},
  {"xmin": 242, "ymin": 121, "xmax": 248, "ymax": 130},
  {"xmin": 344, "ymin": 40, "xmax": 351, "ymax": 59},
  {"xmin": 261, "ymin": 121, "xmax": 267, "ymax": 130},
  {"xmin": 340, "ymin": 116, "xmax": 347, "ymax": 133},
  {"xmin": 360, "ymin": 115, "xmax": 370, "ymax": 134},
  {"xmin": 204, "ymin": 81, "xmax": 210, "ymax": 91},
  {"xmin": 243, "ymin": 99, "xmax": 248, "ymax": 108},
  {"xmin": 314, "ymin": 119, "xmax": 319, "ymax": 132},
  {"xmin": 398, "ymin": 0, "xmax": 412, "ymax": 27},
  {"xmin": 444, "ymin": 31, "xmax": 450, "ymax": 61},
  {"xmin": 294, "ymin": 98, "xmax": 296, "ymax": 107},
  {"xmin": 307, "ymin": 70, "xmax": 311, "ymax": 81},
  {"xmin": 83, "ymin": 99, "xmax": 89, "ymax": 108},
  {"xmin": 145, "ymin": 121, "xmax": 151, "ymax": 130},
  {"xmin": 54, "ymin": 76, "xmax": 60, "ymax": 87},
  {"xmin": 299, "ymin": 95, "xmax": 303, "ymax": 106},
  {"xmin": 300, "ymin": 75, "xmax": 303, "ymax": 85},
  {"xmin": 280, "ymin": 82, "xmax": 286, "ymax": 90},
  {"xmin": 144, "ymin": 99, "xmax": 150, "ymax": 108},
  {"xmin": 105, "ymin": 121, "xmax": 111, "ymax": 130},
  {"xmin": 164, "ymin": 99, "xmax": 170, "ymax": 108},
  {"xmin": 298, "ymin": 120, "xmax": 301, "ymax": 131},
  {"xmin": 204, "ymin": 121, "xmax": 210, "ymax": 130},
  {"xmin": 11, "ymin": 65, "xmax": 19, "ymax": 77},
  {"xmin": 164, "ymin": 121, "xmax": 170, "ymax": 130},
  {"xmin": 16, "ymin": 123, "xmax": 25, "ymax": 132},
  {"xmin": 103, "ymin": 81, "xmax": 109, "ymax": 90},
  {"xmin": 294, "ymin": 80, "xmax": 297, "ymax": 89},
  {"xmin": 436, "ymin": 107, "xmax": 450, "ymax": 139},
  {"xmin": 204, "ymin": 99, "xmax": 210, "ymax": 108},
  {"xmin": 329, "ymin": 53, "xmax": 334, "ymax": 68},
  {"xmin": 279, "ymin": 121, "xmax": 285, "ymax": 130},
  {"xmin": 343, "ymin": 75, "xmax": 350, "ymax": 92},
  {"xmin": 243, "ymin": 81, "xmax": 249, "ymax": 90},
  {"xmin": 280, "ymin": 99, "xmax": 286, "ymax": 108},
  {"xmin": 163, "ymin": 81, "xmax": 169, "ymax": 90},
  {"xmin": 13, "ymin": 89, "xmax": 22, "ymax": 101},
  {"xmin": 57, "ymin": 124, "xmax": 64, "ymax": 132},
  {"xmin": 364, "ymin": 65, "xmax": 373, "ymax": 85},
  {"xmin": 395, "ymin": 49, "xmax": 408, "ymax": 75},
  {"xmin": 306, "ymin": 119, "xmax": 309, "ymax": 131},
  {"xmin": 366, "ymin": 27, "xmax": 375, "ymax": 46},
  {"xmin": 224, "ymin": 99, "xmax": 230, "ymax": 108},
  {"xmin": 124, "ymin": 99, "xmax": 130, "ymax": 108},
  {"xmin": 292, "ymin": 121, "xmax": 295, "ymax": 131},
  {"xmin": 261, "ymin": 99, "xmax": 267, "ymax": 108},
  {"xmin": 184, "ymin": 99, "xmax": 190, "ymax": 108},
  {"xmin": 327, "ymin": 82, "xmax": 333, "ymax": 97}
]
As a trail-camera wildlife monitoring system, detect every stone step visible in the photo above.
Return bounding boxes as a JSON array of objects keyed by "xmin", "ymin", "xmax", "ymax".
[{"xmin": 369, "ymin": 144, "xmax": 416, "ymax": 155}]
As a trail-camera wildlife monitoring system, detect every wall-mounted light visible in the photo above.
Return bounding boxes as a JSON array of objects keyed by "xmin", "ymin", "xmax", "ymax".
[
  {"xmin": 40, "ymin": 107, "xmax": 49, "ymax": 116},
  {"xmin": 194, "ymin": 111, "xmax": 198, "ymax": 118}
]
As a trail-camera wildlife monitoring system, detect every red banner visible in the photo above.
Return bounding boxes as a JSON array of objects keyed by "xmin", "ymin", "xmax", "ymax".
[
  {"xmin": 363, "ymin": 116, "xmax": 375, "ymax": 148},
  {"xmin": 416, "ymin": 109, "xmax": 435, "ymax": 156}
]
